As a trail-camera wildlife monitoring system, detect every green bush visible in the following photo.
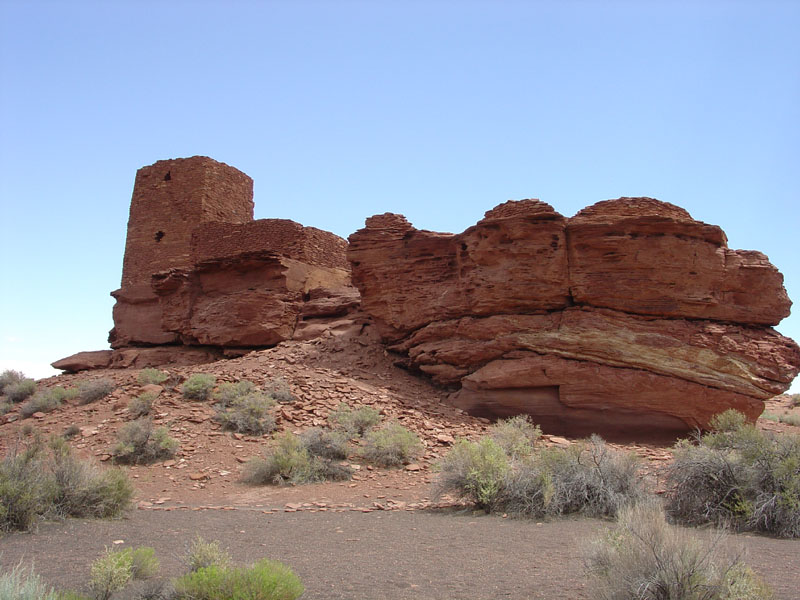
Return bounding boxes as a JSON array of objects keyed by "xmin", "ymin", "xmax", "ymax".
[
  {"xmin": 214, "ymin": 380, "xmax": 257, "ymax": 407},
  {"xmin": 434, "ymin": 438, "xmax": 510, "ymax": 511},
  {"xmin": 488, "ymin": 415, "xmax": 541, "ymax": 460},
  {"xmin": 666, "ymin": 410, "xmax": 800, "ymax": 537},
  {"xmin": 77, "ymin": 378, "xmax": 115, "ymax": 405},
  {"xmin": 360, "ymin": 422, "xmax": 422, "ymax": 467},
  {"xmin": 214, "ymin": 393, "xmax": 276, "ymax": 435},
  {"xmin": 0, "ymin": 369, "xmax": 25, "ymax": 393},
  {"xmin": 435, "ymin": 433, "xmax": 643, "ymax": 518},
  {"xmin": 137, "ymin": 368, "xmax": 169, "ymax": 386},
  {"xmin": 173, "ymin": 559, "xmax": 304, "ymax": 600},
  {"xmin": 4, "ymin": 378, "xmax": 37, "ymax": 403},
  {"xmin": 243, "ymin": 433, "xmax": 351, "ymax": 485},
  {"xmin": 0, "ymin": 437, "xmax": 132, "ymax": 532},
  {"xmin": 586, "ymin": 503, "xmax": 773, "ymax": 600},
  {"xmin": 185, "ymin": 536, "xmax": 232, "ymax": 572},
  {"xmin": 300, "ymin": 428, "xmax": 350, "ymax": 460},
  {"xmin": 128, "ymin": 391, "xmax": 156, "ymax": 418},
  {"xmin": 112, "ymin": 419, "xmax": 178, "ymax": 465},
  {"xmin": 0, "ymin": 563, "xmax": 59, "ymax": 600},
  {"xmin": 90, "ymin": 546, "xmax": 158, "ymax": 600},
  {"xmin": 329, "ymin": 403, "xmax": 381, "ymax": 436},
  {"xmin": 0, "ymin": 400, "xmax": 12, "ymax": 415},
  {"xmin": 182, "ymin": 374, "xmax": 216, "ymax": 401}
]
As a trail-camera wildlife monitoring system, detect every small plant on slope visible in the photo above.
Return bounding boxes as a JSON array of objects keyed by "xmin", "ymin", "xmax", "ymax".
[
  {"xmin": 182, "ymin": 374, "xmax": 216, "ymax": 401},
  {"xmin": 137, "ymin": 368, "xmax": 169, "ymax": 385},
  {"xmin": 360, "ymin": 422, "xmax": 423, "ymax": 467},
  {"xmin": 112, "ymin": 419, "xmax": 178, "ymax": 465}
]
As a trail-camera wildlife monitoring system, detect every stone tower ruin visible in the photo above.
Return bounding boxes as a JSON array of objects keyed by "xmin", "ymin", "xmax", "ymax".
[{"xmin": 110, "ymin": 156, "xmax": 254, "ymax": 348}]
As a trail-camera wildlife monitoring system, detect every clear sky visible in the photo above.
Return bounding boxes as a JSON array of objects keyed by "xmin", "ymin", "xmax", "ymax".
[{"xmin": 1, "ymin": 0, "xmax": 798, "ymax": 391}]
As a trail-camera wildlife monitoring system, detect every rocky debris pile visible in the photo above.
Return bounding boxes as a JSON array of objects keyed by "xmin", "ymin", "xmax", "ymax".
[{"xmin": 348, "ymin": 197, "xmax": 800, "ymax": 437}]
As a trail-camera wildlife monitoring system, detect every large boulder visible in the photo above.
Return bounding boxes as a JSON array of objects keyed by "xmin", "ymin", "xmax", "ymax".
[{"xmin": 349, "ymin": 197, "xmax": 800, "ymax": 437}]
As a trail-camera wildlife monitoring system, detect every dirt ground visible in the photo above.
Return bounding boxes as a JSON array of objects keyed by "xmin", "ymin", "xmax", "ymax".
[{"xmin": 2, "ymin": 507, "xmax": 799, "ymax": 600}]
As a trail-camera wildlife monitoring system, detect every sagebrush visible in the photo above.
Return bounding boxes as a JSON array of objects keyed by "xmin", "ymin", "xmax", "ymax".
[
  {"xmin": 112, "ymin": 419, "xmax": 178, "ymax": 465},
  {"xmin": 666, "ymin": 409, "xmax": 800, "ymax": 537},
  {"xmin": 586, "ymin": 503, "xmax": 773, "ymax": 600},
  {"xmin": 182, "ymin": 374, "xmax": 216, "ymax": 401},
  {"xmin": 243, "ymin": 432, "xmax": 351, "ymax": 485}
]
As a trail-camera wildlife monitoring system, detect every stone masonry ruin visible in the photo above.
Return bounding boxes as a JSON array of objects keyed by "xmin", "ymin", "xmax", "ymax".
[{"xmin": 53, "ymin": 156, "xmax": 800, "ymax": 437}]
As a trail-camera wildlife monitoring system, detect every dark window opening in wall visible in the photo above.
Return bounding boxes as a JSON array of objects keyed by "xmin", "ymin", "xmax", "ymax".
[
  {"xmin": 164, "ymin": 171, "xmax": 171, "ymax": 181},
  {"xmin": 155, "ymin": 231, "xmax": 165, "ymax": 242}
]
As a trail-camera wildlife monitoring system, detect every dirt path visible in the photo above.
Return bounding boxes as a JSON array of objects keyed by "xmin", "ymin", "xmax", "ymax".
[{"xmin": 2, "ymin": 509, "xmax": 798, "ymax": 600}]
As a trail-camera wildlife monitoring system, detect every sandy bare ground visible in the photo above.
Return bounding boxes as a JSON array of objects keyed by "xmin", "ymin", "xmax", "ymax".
[{"xmin": 1, "ymin": 508, "xmax": 798, "ymax": 600}]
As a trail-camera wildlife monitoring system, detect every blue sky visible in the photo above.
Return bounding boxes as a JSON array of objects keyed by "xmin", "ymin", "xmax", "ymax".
[{"xmin": 0, "ymin": 0, "xmax": 798, "ymax": 391}]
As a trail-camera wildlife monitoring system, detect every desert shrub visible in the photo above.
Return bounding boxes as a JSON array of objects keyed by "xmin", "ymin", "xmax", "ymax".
[
  {"xmin": 20, "ymin": 388, "xmax": 65, "ymax": 418},
  {"xmin": 265, "ymin": 377, "xmax": 296, "ymax": 404},
  {"xmin": 0, "ymin": 400, "xmax": 11, "ymax": 415},
  {"xmin": 779, "ymin": 412, "xmax": 800, "ymax": 427},
  {"xmin": 666, "ymin": 412, "xmax": 800, "ymax": 537},
  {"xmin": 489, "ymin": 415, "xmax": 541, "ymax": 460},
  {"xmin": 434, "ymin": 434, "xmax": 643, "ymax": 518},
  {"xmin": 90, "ymin": 546, "xmax": 158, "ymax": 600},
  {"xmin": 112, "ymin": 419, "xmax": 178, "ymax": 465},
  {"xmin": 62, "ymin": 424, "xmax": 81, "ymax": 439},
  {"xmin": 759, "ymin": 411, "xmax": 780, "ymax": 423},
  {"xmin": 328, "ymin": 402, "xmax": 381, "ymax": 437},
  {"xmin": 791, "ymin": 394, "xmax": 800, "ymax": 408},
  {"xmin": 214, "ymin": 380, "xmax": 257, "ymax": 407},
  {"xmin": 47, "ymin": 437, "xmax": 133, "ymax": 520},
  {"xmin": 0, "ymin": 438, "xmax": 132, "ymax": 532},
  {"xmin": 585, "ymin": 503, "xmax": 773, "ymax": 600},
  {"xmin": 503, "ymin": 436, "xmax": 644, "ymax": 518},
  {"xmin": 0, "ymin": 369, "xmax": 25, "ymax": 393},
  {"xmin": 173, "ymin": 558, "xmax": 304, "ymax": 600},
  {"xmin": 182, "ymin": 374, "xmax": 216, "ymax": 401},
  {"xmin": 185, "ymin": 536, "xmax": 232, "ymax": 572},
  {"xmin": 137, "ymin": 368, "xmax": 169, "ymax": 385},
  {"xmin": 4, "ymin": 378, "xmax": 36, "ymax": 403},
  {"xmin": 0, "ymin": 563, "xmax": 60, "ymax": 600},
  {"xmin": 434, "ymin": 438, "xmax": 511, "ymax": 511},
  {"xmin": 300, "ymin": 428, "xmax": 349, "ymax": 460},
  {"xmin": 214, "ymin": 393, "xmax": 276, "ymax": 435},
  {"xmin": 128, "ymin": 391, "xmax": 157, "ymax": 418},
  {"xmin": 360, "ymin": 422, "xmax": 422, "ymax": 467},
  {"xmin": 77, "ymin": 378, "xmax": 115, "ymax": 405},
  {"xmin": 243, "ymin": 433, "xmax": 351, "ymax": 485}
]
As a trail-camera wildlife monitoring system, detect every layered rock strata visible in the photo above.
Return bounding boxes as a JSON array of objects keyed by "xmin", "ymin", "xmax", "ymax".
[
  {"xmin": 348, "ymin": 198, "xmax": 800, "ymax": 436},
  {"xmin": 55, "ymin": 157, "xmax": 361, "ymax": 372}
]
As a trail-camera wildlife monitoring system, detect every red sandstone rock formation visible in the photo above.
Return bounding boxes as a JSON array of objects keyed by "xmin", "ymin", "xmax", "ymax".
[
  {"xmin": 348, "ymin": 197, "xmax": 800, "ymax": 437},
  {"xmin": 55, "ymin": 156, "xmax": 361, "ymax": 372}
]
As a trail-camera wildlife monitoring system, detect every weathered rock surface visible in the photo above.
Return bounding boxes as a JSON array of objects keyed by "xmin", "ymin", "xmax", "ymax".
[
  {"xmin": 52, "ymin": 350, "xmax": 113, "ymax": 373},
  {"xmin": 349, "ymin": 197, "xmax": 800, "ymax": 436}
]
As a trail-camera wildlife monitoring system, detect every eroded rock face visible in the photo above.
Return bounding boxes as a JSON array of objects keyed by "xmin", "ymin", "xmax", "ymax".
[
  {"xmin": 349, "ymin": 197, "xmax": 800, "ymax": 436},
  {"xmin": 56, "ymin": 157, "xmax": 361, "ymax": 373}
]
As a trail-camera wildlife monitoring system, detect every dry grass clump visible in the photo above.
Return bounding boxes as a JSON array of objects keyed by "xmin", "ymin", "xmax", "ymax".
[
  {"xmin": 137, "ymin": 367, "xmax": 169, "ymax": 385},
  {"xmin": 111, "ymin": 418, "xmax": 178, "ymax": 465},
  {"xmin": 300, "ymin": 428, "xmax": 350, "ymax": 460},
  {"xmin": 434, "ymin": 420, "xmax": 644, "ymax": 518},
  {"xmin": 666, "ymin": 409, "xmax": 800, "ymax": 538},
  {"xmin": 360, "ymin": 422, "xmax": 423, "ymax": 467},
  {"xmin": 329, "ymin": 402, "xmax": 381, "ymax": 437},
  {"xmin": 585, "ymin": 503, "xmax": 773, "ymax": 600},
  {"xmin": 0, "ymin": 436, "xmax": 132, "ymax": 532},
  {"xmin": 2, "ymin": 376, "xmax": 36, "ymax": 403},
  {"xmin": 213, "ymin": 382, "xmax": 277, "ymax": 436},
  {"xmin": 19, "ymin": 386, "xmax": 76, "ymax": 418},
  {"xmin": 184, "ymin": 536, "xmax": 232, "ymax": 572},
  {"xmin": 127, "ymin": 391, "xmax": 156, "ymax": 418},
  {"xmin": 182, "ymin": 373, "xmax": 216, "ymax": 401},
  {"xmin": 242, "ymin": 432, "xmax": 352, "ymax": 485},
  {"xmin": 0, "ymin": 564, "xmax": 60, "ymax": 600},
  {"xmin": 77, "ymin": 378, "xmax": 115, "ymax": 405},
  {"xmin": 90, "ymin": 546, "xmax": 159, "ymax": 600},
  {"xmin": 264, "ymin": 377, "xmax": 296, "ymax": 404}
]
